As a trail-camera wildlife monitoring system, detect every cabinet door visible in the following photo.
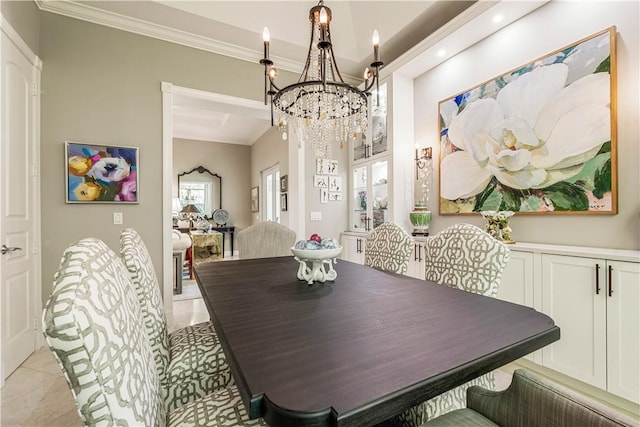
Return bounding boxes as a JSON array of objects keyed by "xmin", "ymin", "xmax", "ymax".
[
  {"xmin": 541, "ymin": 254, "xmax": 607, "ymax": 389},
  {"xmin": 498, "ymin": 250, "xmax": 537, "ymax": 361},
  {"xmin": 606, "ymin": 260, "xmax": 640, "ymax": 403},
  {"xmin": 351, "ymin": 166, "xmax": 368, "ymax": 231},
  {"xmin": 370, "ymin": 83, "xmax": 388, "ymax": 157},
  {"xmin": 352, "ymin": 82, "xmax": 388, "ymax": 162},
  {"xmin": 350, "ymin": 160, "xmax": 389, "ymax": 232},
  {"xmin": 498, "ymin": 251, "xmax": 534, "ymax": 307},
  {"xmin": 340, "ymin": 235, "xmax": 365, "ymax": 265},
  {"xmin": 406, "ymin": 242, "xmax": 425, "ymax": 279},
  {"xmin": 370, "ymin": 159, "xmax": 388, "ymax": 229}
]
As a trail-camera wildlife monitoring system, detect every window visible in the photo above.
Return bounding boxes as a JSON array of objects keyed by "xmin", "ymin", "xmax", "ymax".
[
  {"xmin": 179, "ymin": 182, "xmax": 212, "ymax": 216},
  {"xmin": 262, "ymin": 165, "xmax": 280, "ymax": 222}
]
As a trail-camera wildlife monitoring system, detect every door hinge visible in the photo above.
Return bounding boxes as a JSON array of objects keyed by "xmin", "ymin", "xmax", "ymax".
[
  {"xmin": 32, "ymin": 242, "xmax": 38, "ymax": 254},
  {"xmin": 34, "ymin": 316, "xmax": 39, "ymax": 331},
  {"xmin": 31, "ymin": 162, "xmax": 38, "ymax": 177},
  {"xmin": 32, "ymin": 83, "xmax": 38, "ymax": 97}
]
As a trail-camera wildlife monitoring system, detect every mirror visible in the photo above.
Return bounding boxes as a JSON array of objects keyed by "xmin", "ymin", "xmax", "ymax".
[{"xmin": 178, "ymin": 166, "xmax": 222, "ymax": 219}]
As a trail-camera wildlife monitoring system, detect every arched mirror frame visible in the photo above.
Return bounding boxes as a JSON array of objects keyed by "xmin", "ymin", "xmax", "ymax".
[{"xmin": 178, "ymin": 166, "xmax": 222, "ymax": 219}]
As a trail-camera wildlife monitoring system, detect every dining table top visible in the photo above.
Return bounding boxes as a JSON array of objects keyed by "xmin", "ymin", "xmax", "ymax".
[{"xmin": 194, "ymin": 256, "xmax": 560, "ymax": 427}]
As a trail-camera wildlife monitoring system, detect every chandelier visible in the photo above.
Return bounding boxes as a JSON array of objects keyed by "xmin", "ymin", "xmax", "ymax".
[{"xmin": 260, "ymin": 0, "xmax": 383, "ymax": 158}]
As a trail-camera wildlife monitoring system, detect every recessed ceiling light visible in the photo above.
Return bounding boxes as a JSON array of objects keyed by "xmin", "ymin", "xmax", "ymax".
[
  {"xmin": 493, "ymin": 14, "xmax": 504, "ymax": 24},
  {"xmin": 437, "ymin": 49, "xmax": 446, "ymax": 57}
]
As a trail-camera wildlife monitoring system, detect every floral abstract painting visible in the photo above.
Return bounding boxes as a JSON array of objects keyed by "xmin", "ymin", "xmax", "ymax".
[
  {"xmin": 439, "ymin": 27, "xmax": 616, "ymax": 214},
  {"xmin": 65, "ymin": 142, "xmax": 138, "ymax": 203}
]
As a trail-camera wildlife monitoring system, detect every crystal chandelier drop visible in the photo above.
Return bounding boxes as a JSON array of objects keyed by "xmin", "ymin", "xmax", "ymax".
[{"xmin": 260, "ymin": 0, "xmax": 383, "ymax": 158}]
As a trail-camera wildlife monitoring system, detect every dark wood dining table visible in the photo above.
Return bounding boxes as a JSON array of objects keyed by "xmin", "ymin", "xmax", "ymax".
[{"xmin": 194, "ymin": 256, "xmax": 560, "ymax": 427}]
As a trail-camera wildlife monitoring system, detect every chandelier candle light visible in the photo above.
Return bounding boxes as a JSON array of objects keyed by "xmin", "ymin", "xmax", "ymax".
[{"xmin": 260, "ymin": 1, "xmax": 383, "ymax": 157}]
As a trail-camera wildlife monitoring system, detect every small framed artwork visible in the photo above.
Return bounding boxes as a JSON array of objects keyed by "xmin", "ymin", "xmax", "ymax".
[
  {"xmin": 329, "ymin": 192, "xmax": 342, "ymax": 201},
  {"xmin": 281, "ymin": 193, "xmax": 288, "ymax": 211},
  {"xmin": 329, "ymin": 176, "xmax": 342, "ymax": 192},
  {"xmin": 251, "ymin": 186, "xmax": 259, "ymax": 212},
  {"xmin": 316, "ymin": 158, "xmax": 329, "ymax": 175},
  {"xmin": 314, "ymin": 175, "xmax": 328, "ymax": 188},
  {"xmin": 280, "ymin": 175, "xmax": 288, "ymax": 193},
  {"xmin": 327, "ymin": 160, "xmax": 339, "ymax": 175},
  {"xmin": 320, "ymin": 188, "xmax": 329, "ymax": 204},
  {"xmin": 65, "ymin": 141, "xmax": 139, "ymax": 203},
  {"xmin": 316, "ymin": 158, "xmax": 339, "ymax": 175}
]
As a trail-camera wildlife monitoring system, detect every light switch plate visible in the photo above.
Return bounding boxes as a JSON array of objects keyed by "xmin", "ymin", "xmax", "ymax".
[
  {"xmin": 310, "ymin": 211, "xmax": 322, "ymax": 221},
  {"xmin": 113, "ymin": 212, "xmax": 123, "ymax": 225}
]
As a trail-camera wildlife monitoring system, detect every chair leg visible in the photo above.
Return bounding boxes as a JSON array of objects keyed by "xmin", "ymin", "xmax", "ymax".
[
  {"xmin": 173, "ymin": 252, "xmax": 182, "ymax": 294},
  {"xmin": 185, "ymin": 247, "xmax": 194, "ymax": 279}
]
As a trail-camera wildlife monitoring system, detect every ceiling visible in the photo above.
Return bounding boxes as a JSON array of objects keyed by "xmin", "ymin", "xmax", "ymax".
[{"xmin": 38, "ymin": 1, "xmax": 482, "ymax": 144}]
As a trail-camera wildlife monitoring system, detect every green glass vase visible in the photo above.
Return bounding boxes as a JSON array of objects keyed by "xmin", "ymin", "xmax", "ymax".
[{"xmin": 410, "ymin": 207, "xmax": 431, "ymax": 236}]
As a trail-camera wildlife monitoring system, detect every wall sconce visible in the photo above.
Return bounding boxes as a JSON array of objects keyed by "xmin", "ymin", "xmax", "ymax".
[{"xmin": 415, "ymin": 146, "xmax": 433, "ymax": 180}]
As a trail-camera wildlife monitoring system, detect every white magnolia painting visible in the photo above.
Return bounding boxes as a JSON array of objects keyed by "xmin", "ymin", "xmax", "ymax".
[{"xmin": 439, "ymin": 27, "xmax": 616, "ymax": 214}]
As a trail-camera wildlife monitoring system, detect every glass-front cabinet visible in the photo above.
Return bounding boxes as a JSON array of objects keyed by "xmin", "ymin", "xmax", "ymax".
[
  {"xmin": 352, "ymin": 83, "xmax": 388, "ymax": 162},
  {"xmin": 346, "ymin": 72, "xmax": 414, "ymax": 234},
  {"xmin": 351, "ymin": 159, "xmax": 388, "ymax": 232}
]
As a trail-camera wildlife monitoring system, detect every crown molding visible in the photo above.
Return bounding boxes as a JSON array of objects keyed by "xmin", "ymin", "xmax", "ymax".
[{"xmin": 35, "ymin": 0, "xmax": 303, "ymax": 74}]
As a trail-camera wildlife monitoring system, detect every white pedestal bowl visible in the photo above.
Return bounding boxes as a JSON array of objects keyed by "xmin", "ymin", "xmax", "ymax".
[{"xmin": 291, "ymin": 246, "xmax": 343, "ymax": 285}]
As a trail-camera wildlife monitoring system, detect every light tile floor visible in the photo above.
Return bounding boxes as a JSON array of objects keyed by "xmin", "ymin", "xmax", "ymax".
[{"xmin": 0, "ymin": 298, "xmax": 211, "ymax": 427}]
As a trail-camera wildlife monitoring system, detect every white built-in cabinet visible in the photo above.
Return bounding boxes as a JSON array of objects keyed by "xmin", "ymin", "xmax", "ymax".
[
  {"xmin": 349, "ymin": 82, "xmax": 389, "ymax": 233},
  {"xmin": 497, "ymin": 250, "xmax": 538, "ymax": 362},
  {"xmin": 347, "ymin": 73, "xmax": 414, "ymax": 234},
  {"xmin": 540, "ymin": 254, "xmax": 639, "ymax": 404},
  {"xmin": 341, "ymin": 232, "xmax": 426, "ymax": 280},
  {"xmin": 340, "ymin": 233, "xmax": 366, "ymax": 265},
  {"xmin": 351, "ymin": 160, "xmax": 389, "ymax": 232},
  {"xmin": 406, "ymin": 240, "xmax": 426, "ymax": 280},
  {"xmin": 497, "ymin": 243, "xmax": 639, "ymax": 404}
]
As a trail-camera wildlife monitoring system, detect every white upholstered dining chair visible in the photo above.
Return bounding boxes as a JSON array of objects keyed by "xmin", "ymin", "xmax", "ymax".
[
  {"xmin": 120, "ymin": 228, "xmax": 232, "ymax": 411},
  {"xmin": 394, "ymin": 222, "xmax": 511, "ymax": 426},
  {"xmin": 237, "ymin": 221, "xmax": 296, "ymax": 259},
  {"xmin": 364, "ymin": 222, "xmax": 414, "ymax": 274},
  {"xmin": 42, "ymin": 237, "xmax": 266, "ymax": 426}
]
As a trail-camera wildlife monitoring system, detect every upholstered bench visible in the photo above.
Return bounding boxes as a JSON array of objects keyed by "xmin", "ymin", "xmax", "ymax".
[{"xmin": 422, "ymin": 369, "xmax": 636, "ymax": 427}]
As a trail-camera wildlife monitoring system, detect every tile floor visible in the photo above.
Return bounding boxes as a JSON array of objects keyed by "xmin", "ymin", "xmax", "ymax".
[{"xmin": 0, "ymin": 298, "xmax": 210, "ymax": 427}]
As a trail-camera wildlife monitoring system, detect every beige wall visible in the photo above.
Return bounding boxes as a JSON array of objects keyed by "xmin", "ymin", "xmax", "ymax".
[
  {"xmin": 304, "ymin": 141, "xmax": 349, "ymax": 241},
  {"xmin": 414, "ymin": 1, "xmax": 639, "ymax": 250},
  {"xmin": 250, "ymin": 125, "xmax": 349, "ymax": 242},
  {"xmin": 250, "ymin": 126, "xmax": 289, "ymax": 225},
  {"xmin": 173, "ymin": 138, "xmax": 251, "ymax": 236},
  {"xmin": 1, "ymin": 0, "xmax": 39, "ymax": 55},
  {"xmin": 38, "ymin": 12, "xmax": 297, "ymax": 304}
]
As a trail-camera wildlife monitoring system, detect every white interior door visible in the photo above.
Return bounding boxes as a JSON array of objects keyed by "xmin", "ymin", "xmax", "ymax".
[
  {"xmin": 262, "ymin": 164, "xmax": 280, "ymax": 222},
  {"xmin": 1, "ymin": 20, "xmax": 41, "ymax": 384}
]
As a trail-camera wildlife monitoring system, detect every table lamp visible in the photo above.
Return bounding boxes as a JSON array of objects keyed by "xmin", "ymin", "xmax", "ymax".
[{"xmin": 180, "ymin": 204, "xmax": 201, "ymax": 229}]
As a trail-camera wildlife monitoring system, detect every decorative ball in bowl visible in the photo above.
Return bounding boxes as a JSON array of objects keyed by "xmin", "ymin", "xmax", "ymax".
[{"xmin": 291, "ymin": 235, "xmax": 342, "ymax": 285}]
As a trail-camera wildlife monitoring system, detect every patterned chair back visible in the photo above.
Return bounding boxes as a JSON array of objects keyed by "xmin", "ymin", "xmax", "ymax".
[
  {"xmin": 424, "ymin": 223, "xmax": 510, "ymax": 297},
  {"xmin": 42, "ymin": 238, "xmax": 165, "ymax": 426},
  {"xmin": 237, "ymin": 221, "xmax": 296, "ymax": 259},
  {"xmin": 120, "ymin": 228, "xmax": 170, "ymax": 382},
  {"xmin": 364, "ymin": 222, "xmax": 415, "ymax": 275}
]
